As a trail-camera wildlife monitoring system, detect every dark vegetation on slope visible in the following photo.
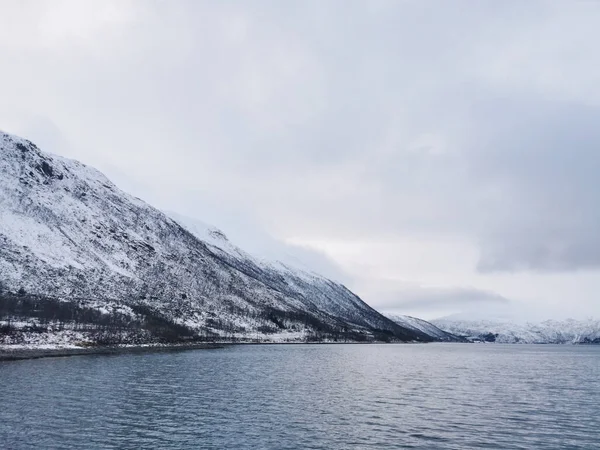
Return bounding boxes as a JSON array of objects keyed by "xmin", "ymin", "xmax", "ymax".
[
  {"xmin": 0, "ymin": 290, "xmax": 191, "ymax": 345},
  {"xmin": 0, "ymin": 288, "xmax": 409, "ymax": 345},
  {"xmin": 0, "ymin": 132, "xmax": 433, "ymax": 345}
]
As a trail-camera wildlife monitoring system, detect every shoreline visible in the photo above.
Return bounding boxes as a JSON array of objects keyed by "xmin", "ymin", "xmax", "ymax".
[
  {"xmin": 0, "ymin": 340, "xmax": 427, "ymax": 362},
  {"xmin": 0, "ymin": 342, "xmax": 227, "ymax": 362}
]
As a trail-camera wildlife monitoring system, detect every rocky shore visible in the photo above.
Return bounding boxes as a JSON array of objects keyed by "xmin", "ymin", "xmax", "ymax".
[{"xmin": 0, "ymin": 342, "xmax": 225, "ymax": 362}]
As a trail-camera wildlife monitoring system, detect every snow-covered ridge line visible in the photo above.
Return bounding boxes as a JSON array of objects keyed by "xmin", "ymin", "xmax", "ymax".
[
  {"xmin": 432, "ymin": 318, "xmax": 600, "ymax": 344},
  {"xmin": 0, "ymin": 130, "xmax": 430, "ymax": 347},
  {"xmin": 385, "ymin": 314, "xmax": 463, "ymax": 342},
  {"xmin": 165, "ymin": 211, "xmax": 324, "ymax": 284}
]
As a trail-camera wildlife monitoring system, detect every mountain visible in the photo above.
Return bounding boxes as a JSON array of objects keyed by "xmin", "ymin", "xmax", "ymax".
[
  {"xmin": 385, "ymin": 314, "xmax": 463, "ymax": 342},
  {"xmin": 0, "ymin": 131, "xmax": 430, "ymax": 348},
  {"xmin": 432, "ymin": 317, "xmax": 600, "ymax": 344}
]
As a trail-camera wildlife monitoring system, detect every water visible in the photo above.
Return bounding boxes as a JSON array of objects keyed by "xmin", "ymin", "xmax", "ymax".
[{"xmin": 1, "ymin": 344, "xmax": 599, "ymax": 449}]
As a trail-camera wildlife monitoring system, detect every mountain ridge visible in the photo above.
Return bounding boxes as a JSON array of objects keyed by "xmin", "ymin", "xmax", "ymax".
[
  {"xmin": 385, "ymin": 314, "xmax": 464, "ymax": 342},
  {"xmin": 0, "ymin": 131, "xmax": 430, "ymax": 347},
  {"xmin": 432, "ymin": 317, "xmax": 600, "ymax": 344}
]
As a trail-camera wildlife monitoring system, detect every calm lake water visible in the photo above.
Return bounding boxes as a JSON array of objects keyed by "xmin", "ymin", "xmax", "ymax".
[{"xmin": 1, "ymin": 343, "xmax": 599, "ymax": 449}]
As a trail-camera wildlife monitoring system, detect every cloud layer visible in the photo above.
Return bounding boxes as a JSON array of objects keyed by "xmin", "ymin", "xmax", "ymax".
[{"xmin": 1, "ymin": 0, "xmax": 599, "ymax": 317}]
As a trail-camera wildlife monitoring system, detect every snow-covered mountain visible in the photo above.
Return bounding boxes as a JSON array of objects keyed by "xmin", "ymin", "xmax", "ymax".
[
  {"xmin": 432, "ymin": 317, "xmax": 600, "ymax": 344},
  {"xmin": 166, "ymin": 211, "xmax": 326, "ymax": 279},
  {"xmin": 385, "ymin": 314, "xmax": 463, "ymax": 342},
  {"xmin": 0, "ymin": 131, "xmax": 431, "ymax": 347}
]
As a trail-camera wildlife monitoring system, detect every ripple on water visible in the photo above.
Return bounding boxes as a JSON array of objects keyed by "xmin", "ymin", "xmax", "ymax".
[{"xmin": 0, "ymin": 344, "xmax": 599, "ymax": 449}]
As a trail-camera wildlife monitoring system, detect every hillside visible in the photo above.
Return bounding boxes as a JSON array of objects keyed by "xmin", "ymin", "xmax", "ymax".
[
  {"xmin": 433, "ymin": 317, "xmax": 600, "ymax": 344},
  {"xmin": 0, "ymin": 131, "xmax": 430, "ymax": 347},
  {"xmin": 386, "ymin": 314, "xmax": 463, "ymax": 342}
]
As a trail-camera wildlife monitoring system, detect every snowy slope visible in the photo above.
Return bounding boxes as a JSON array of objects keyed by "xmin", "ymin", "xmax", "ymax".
[
  {"xmin": 166, "ymin": 211, "xmax": 323, "ymax": 279},
  {"xmin": 0, "ymin": 131, "xmax": 429, "ymax": 346},
  {"xmin": 385, "ymin": 314, "xmax": 463, "ymax": 342},
  {"xmin": 432, "ymin": 318, "xmax": 600, "ymax": 344}
]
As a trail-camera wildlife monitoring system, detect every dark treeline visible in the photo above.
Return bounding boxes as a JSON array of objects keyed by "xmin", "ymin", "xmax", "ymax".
[
  {"xmin": 251, "ymin": 306, "xmax": 396, "ymax": 342},
  {"xmin": 0, "ymin": 290, "xmax": 203, "ymax": 345},
  {"xmin": 0, "ymin": 285, "xmax": 398, "ymax": 345}
]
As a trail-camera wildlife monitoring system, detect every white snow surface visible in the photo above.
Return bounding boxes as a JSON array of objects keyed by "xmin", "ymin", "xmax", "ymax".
[
  {"xmin": 0, "ymin": 130, "xmax": 420, "ymax": 346},
  {"xmin": 432, "ymin": 317, "xmax": 600, "ymax": 344},
  {"xmin": 166, "ymin": 211, "xmax": 321, "ymax": 280},
  {"xmin": 385, "ymin": 314, "xmax": 460, "ymax": 341}
]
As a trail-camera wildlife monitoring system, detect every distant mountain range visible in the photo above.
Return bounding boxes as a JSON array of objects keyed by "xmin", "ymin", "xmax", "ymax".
[
  {"xmin": 385, "ymin": 314, "xmax": 463, "ymax": 342},
  {"xmin": 432, "ymin": 317, "xmax": 600, "ymax": 344},
  {"xmin": 0, "ymin": 131, "xmax": 432, "ymax": 348}
]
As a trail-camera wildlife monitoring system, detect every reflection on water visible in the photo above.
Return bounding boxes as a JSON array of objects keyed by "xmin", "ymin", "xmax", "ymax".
[{"xmin": 1, "ymin": 344, "xmax": 599, "ymax": 449}]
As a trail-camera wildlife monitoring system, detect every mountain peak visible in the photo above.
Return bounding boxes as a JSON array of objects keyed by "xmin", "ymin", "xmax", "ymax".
[{"xmin": 1, "ymin": 132, "xmax": 428, "ymax": 346}]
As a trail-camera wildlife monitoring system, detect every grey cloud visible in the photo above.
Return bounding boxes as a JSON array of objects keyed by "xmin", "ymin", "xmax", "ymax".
[
  {"xmin": 466, "ymin": 99, "xmax": 600, "ymax": 272},
  {"xmin": 374, "ymin": 286, "xmax": 510, "ymax": 311},
  {"xmin": 1, "ymin": 0, "xmax": 600, "ymax": 278}
]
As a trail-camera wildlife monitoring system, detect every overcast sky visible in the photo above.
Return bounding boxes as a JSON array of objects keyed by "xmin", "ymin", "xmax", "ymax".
[{"xmin": 1, "ymin": 0, "xmax": 599, "ymax": 320}]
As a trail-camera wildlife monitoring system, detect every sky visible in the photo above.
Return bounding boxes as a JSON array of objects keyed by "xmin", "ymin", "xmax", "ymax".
[{"xmin": 1, "ymin": 0, "xmax": 599, "ymax": 321}]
